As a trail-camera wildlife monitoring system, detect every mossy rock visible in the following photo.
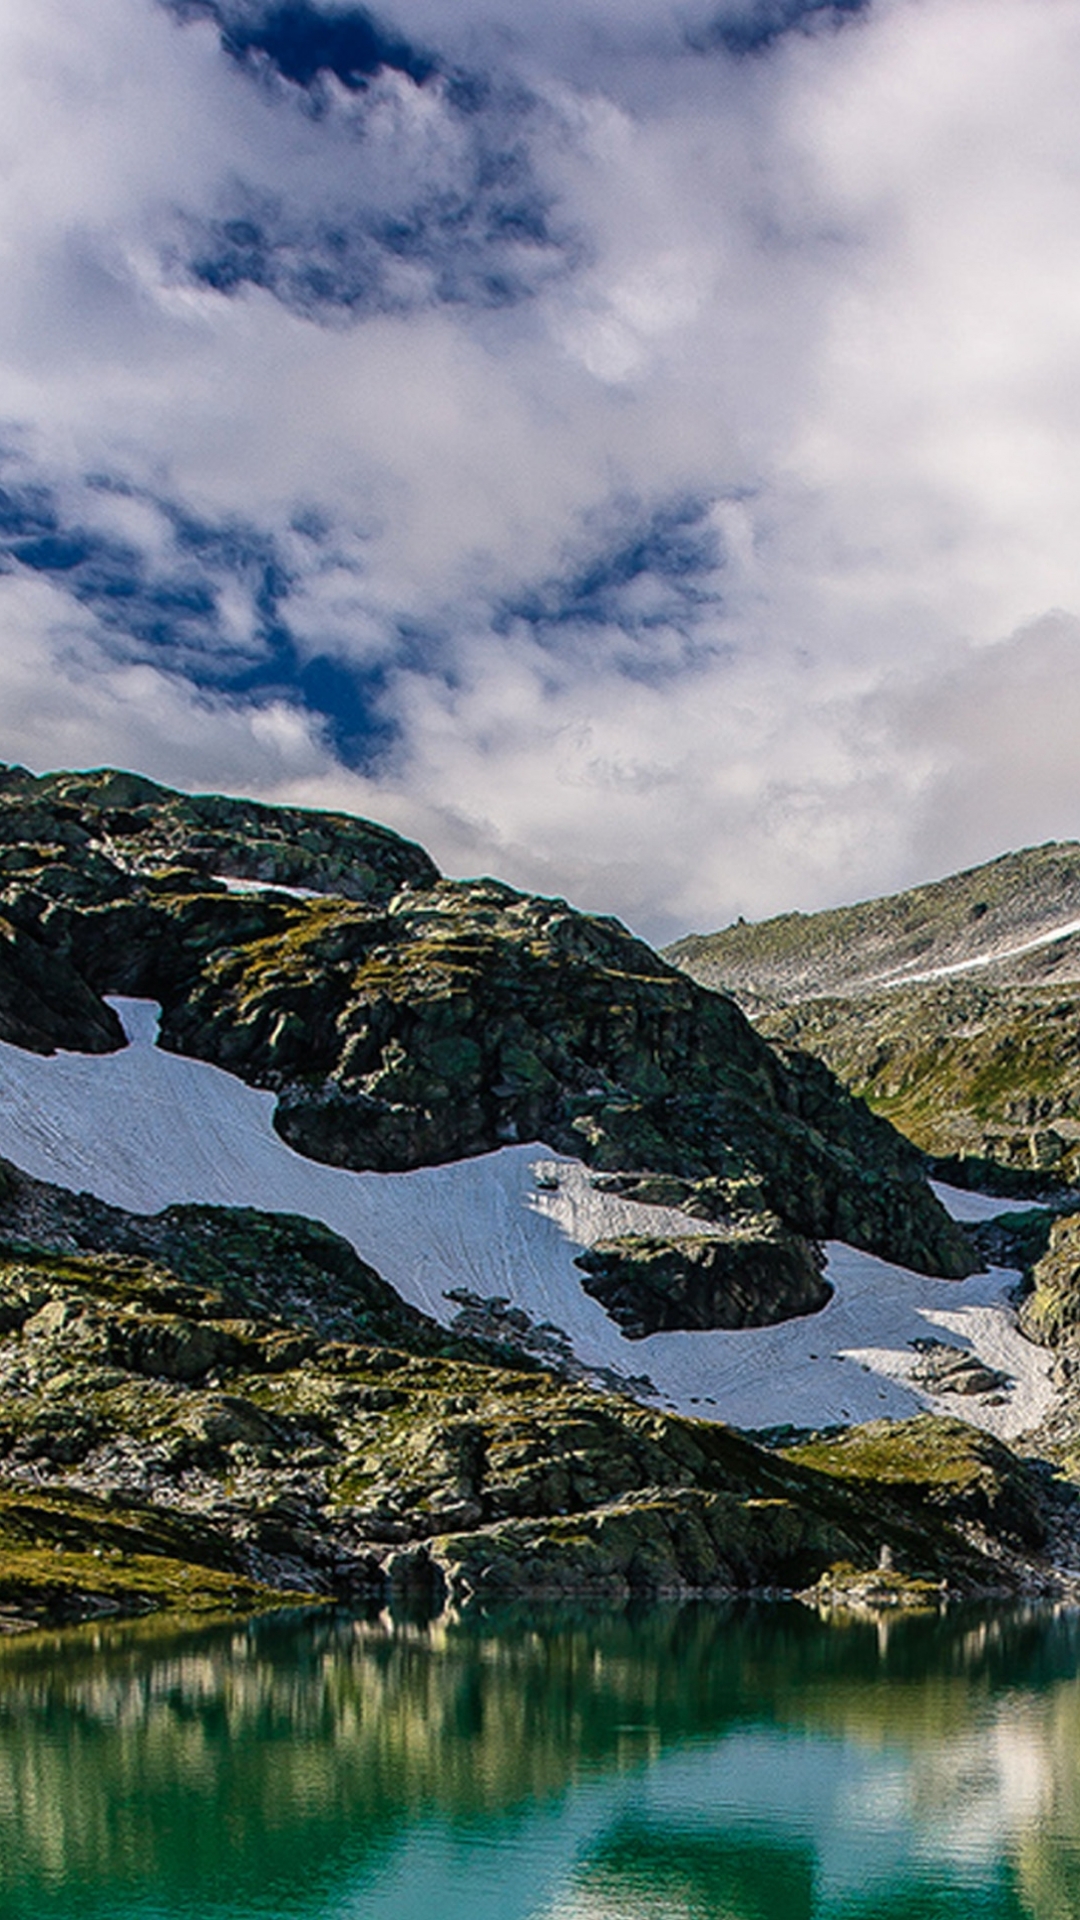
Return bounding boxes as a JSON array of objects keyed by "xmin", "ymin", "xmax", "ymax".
[
  {"xmin": 0, "ymin": 764, "xmax": 973, "ymax": 1283},
  {"xmin": 0, "ymin": 1166, "xmax": 1044, "ymax": 1621},
  {"xmin": 1019, "ymin": 1212, "xmax": 1080, "ymax": 1346},
  {"xmin": 782, "ymin": 1414, "xmax": 1047, "ymax": 1550},
  {"xmin": 575, "ymin": 1228, "xmax": 829, "ymax": 1336}
]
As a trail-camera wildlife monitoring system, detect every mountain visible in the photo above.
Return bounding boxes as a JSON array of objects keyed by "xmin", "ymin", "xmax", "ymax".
[
  {"xmin": 666, "ymin": 842, "xmax": 1080, "ymax": 1006},
  {"xmin": 0, "ymin": 766, "xmax": 1075, "ymax": 1626},
  {"xmin": 0, "ymin": 762, "xmax": 971, "ymax": 1282},
  {"xmin": 666, "ymin": 844, "xmax": 1080, "ymax": 1190}
]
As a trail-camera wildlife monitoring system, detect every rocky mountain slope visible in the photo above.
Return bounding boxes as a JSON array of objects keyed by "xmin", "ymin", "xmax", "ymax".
[
  {"xmin": 667, "ymin": 845, "xmax": 1080, "ymax": 1190},
  {"xmin": 666, "ymin": 843, "xmax": 1080, "ymax": 1007},
  {"xmin": 0, "ymin": 763, "xmax": 1071, "ymax": 1624},
  {"xmin": 0, "ymin": 1155, "xmax": 1056, "ymax": 1627},
  {"xmin": 0, "ymin": 763, "xmax": 972, "ymax": 1288}
]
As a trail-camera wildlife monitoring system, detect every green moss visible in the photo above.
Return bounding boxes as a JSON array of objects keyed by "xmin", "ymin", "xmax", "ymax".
[
  {"xmin": 781, "ymin": 1415, "xmax": 1045, "ymax": 1550},
  {"xmin": 0, "ymin": 1488, "xmax": 313, "ymax": 1625},
  {"xmin": 784, "ymin": 1417, "xmax": 990, "ymax": 1490}
]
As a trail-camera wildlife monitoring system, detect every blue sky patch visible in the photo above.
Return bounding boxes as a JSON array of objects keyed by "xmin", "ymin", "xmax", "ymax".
[
  {"xmin": 688, "ymin": 0, "xmax": 870, "ymax": 56},
  {"xmin": 164, "ymin": 0, "xmax": 436, "ymax": 89}
]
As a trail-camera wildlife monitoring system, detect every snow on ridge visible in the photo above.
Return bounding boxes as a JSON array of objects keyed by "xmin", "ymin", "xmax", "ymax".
[
  {"xmin": 213, "ymin": 875, "xmax": 327, "ymax": 901},
  {"xmin": 929, "ymin": 1181, "xmax": 1047, "ymax": 1223},
  {"xmin": 868, "ymin": 914, "xmax": 1080, "ymax": 990},
  {"xmin": 0, "ymin": 997, "xmax": 1055, "ymax": 1438}
]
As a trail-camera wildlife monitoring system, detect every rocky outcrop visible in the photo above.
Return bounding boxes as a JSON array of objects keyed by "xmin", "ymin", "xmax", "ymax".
[
  {"xmin": 782, "ymin": 1415, "xmax": 1047, "ymax": 1552},
  {"xmin": 0, "ymin": 763, "xmax": 974, "ymax": 1283},
  {"xmin": 575, "ymin": 1228, "xmax": 829, "ymax": 1336},
  {"xmin": 0, "ymin": 762, "xmax": 438, "ymax": 902},
  {"xmin": 0, "ymin": 1162, "xmax": 1049, "ymax": 1625},
  {"xmin": 908, "ymin": 1340, "xmax": 1009, "ymax": 1400},
  {"xmin": 1019, "ymin": 1212, "xmax": 1080, "ymax": 1346}
]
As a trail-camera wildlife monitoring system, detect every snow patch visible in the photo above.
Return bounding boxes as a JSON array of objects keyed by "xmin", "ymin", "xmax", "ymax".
[
  {"xmin": 930, "ymin": 1180, "xmax": 1047, "ymax": 1223},
  {"xmin": 0, "ymin": 998, "xmax": 1055, "ymax": 1439},
  {"xmin": 212, "ymin": 875, "xmax": 328, "ymax": 901},
  {"xmin": 870, "ymin": 914, "xmax": 1080, "ymax": 989}
]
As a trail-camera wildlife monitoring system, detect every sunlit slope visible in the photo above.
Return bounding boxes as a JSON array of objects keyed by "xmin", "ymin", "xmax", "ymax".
[
  {"xmin": 666, "ymin": 843, "xmax": 1080, "ymax": 1008},
  {"xmin": 666, "ymin": 845, "xmax": 1080, "ymax": 1188},
  {"xmin": 755, "ymin": 981, "xmax": 1080, "ymax": 1187}
]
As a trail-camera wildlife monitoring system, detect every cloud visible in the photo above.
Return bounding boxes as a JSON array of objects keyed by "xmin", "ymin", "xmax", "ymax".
[
  {"xmin": 0, "ymin": 570, "xmax": 334, "ymax": 793},
  {"xmin": 874, "ymin": 615, "xmax": 1080, "ymax": 890},
  {"xmin": 167, "ymin": 17, "xmax": 578, "ymax": 320},
  {"xmin": 2, "ymin": 0, "xmax": 1080, "ymax": 939}
]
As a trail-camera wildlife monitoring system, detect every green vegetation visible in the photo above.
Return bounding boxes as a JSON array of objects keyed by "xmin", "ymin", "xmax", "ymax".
[
  {"xmin": 0, "ymin": 1488, "xmax": 302, "ymax": 1623},
  {"xmin": 781, "ymin": 1414, "xmax": 1045, "ymax": 1547},
  {"xmin": 0, "ymin": 1161, "xmax": 1052, "ymax": 1626},
  {"xmin": 1019, "ymin": 1213, "xmax": 1080, "ymax": 1346},
  {"xmin": 754, "ymin": 982, "xmax": 1080, "ymax": 1185},
  {"xmin": 665, "ymin": 841, "xmax": 1080, "ymax": 1192}
]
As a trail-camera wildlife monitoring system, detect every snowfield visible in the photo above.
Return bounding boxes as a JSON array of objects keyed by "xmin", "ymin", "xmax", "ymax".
[{"xmin": 0, "ymin": 998, "xmax": 1056, "ymax": 1440}]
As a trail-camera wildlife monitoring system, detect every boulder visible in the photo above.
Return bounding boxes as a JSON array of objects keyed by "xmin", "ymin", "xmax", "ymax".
[{"xmin": 575, "ymin": 1229, "xmax": 830, "ymax": 1336}]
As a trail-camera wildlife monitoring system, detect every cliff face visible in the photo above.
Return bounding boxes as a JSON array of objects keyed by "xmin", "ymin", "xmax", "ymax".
[{"xmin": 0, "ymin": 764, "xmax": 972, "ymax": 1285}]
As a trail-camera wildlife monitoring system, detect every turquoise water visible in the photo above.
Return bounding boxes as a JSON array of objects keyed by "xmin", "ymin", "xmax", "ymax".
[{"xmin": 1, "ymin": 1601, "xmax": 1079, "ymax": 1918}]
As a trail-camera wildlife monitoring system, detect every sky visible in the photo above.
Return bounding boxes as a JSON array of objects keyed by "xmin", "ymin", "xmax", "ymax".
[{"xmin": 2, "ymin": 0, "xmax": 1080, "ymax": 943}]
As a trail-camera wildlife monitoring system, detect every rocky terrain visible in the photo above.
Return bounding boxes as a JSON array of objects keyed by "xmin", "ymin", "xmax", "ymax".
[
  {"xmin": 2, "ymin": 766, "xmax": 1080, "ymax": 1627},
  {"xmin": 666, "ymin": 842, "xmax": 1080, "ymax": 1006},
  {"xmin": 0, "ymin": 763, "xmax": 973, "ymax": 1294},
  {"xmin": 0, "ymin": 1155, "xmax": 1061, "ymax": 1627},
  {"xmin": 667, "ymin": 845, "xmax": 1080, "ymax": 1191}
]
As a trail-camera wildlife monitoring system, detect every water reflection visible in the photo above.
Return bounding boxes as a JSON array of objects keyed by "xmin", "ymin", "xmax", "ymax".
[{"xmin": 0, "ymin": 1602, "xmax": 1078, "ymax": 1917}]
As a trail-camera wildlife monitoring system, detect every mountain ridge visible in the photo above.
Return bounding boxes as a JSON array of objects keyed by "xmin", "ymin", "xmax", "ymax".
[
  {"xmin": 665, "ymin": 843, "xmax": 1080, "ymax": 1190},
  {"xmin": 666, "ymin": 842, "xmax": 1080, "ymax": 1009}
]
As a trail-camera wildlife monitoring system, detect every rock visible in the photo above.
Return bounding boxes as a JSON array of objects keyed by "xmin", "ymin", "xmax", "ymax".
[
  {"xmin": 106, "ymin": 1315, "xmax": 243, "ymax": 1384},
  {"xmin": 1019, "ymin": 1211, "xmax": 1080, "ymax": 1346},
  {"xmin": 0, "ymin": 1178, "xmax": 1055, "ymax": 1623},
  {"xmin": 432, "ymin": 1487, "xmax": 867, "ymax": 1602},
  {"xmin": 574, "ymin": 1229, "xmax": 829, "ymax": 1336},
  {"xmin": 0, "ymin": 765, "xmax": 974, "ymax": 1284},
  {"xmin": 799, "ymin": 1563, "xmax": 947, "ymax": 1611},
  {"xmin": 909, "ymin": 1341, "xmax": 1009, "ymax": 1398}
]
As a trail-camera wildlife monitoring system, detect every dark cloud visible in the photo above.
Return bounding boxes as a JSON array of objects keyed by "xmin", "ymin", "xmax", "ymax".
[{"xmin": 687, "ymin": 0, "xmax": 870, "ymax": 57}]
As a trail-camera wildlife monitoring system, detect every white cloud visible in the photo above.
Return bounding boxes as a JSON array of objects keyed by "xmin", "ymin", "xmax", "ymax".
[
  {"xmin": 0, "ymin": 572, "xmax": 332, "ymax": 791},
  {"xmin": 2, "ymin": 0, "xmax": 1080, "ymax": 938}
]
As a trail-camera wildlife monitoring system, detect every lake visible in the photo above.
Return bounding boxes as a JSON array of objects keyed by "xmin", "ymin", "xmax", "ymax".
[{"xmin": 1, "ymin": 1600, "xmax": 1078, "ymax": 1919}]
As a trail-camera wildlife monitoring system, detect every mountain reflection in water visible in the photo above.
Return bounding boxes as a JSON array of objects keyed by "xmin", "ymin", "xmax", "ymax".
[{"xmin": 0, "ymin": 1601, "xmax": 1078, "ymax": 1918}]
